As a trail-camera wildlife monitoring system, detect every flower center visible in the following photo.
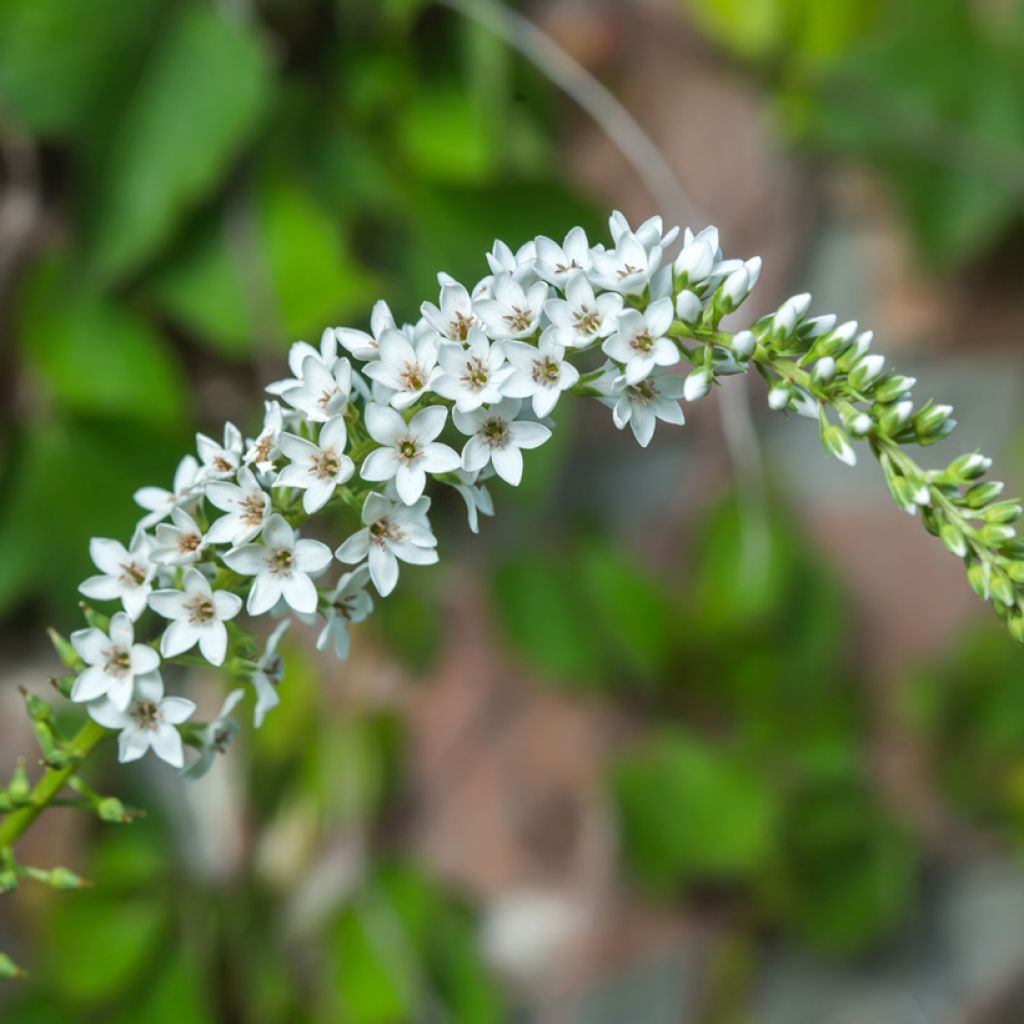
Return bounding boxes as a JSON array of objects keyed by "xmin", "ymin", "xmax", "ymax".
[
  {"xmin": 461, "ymin": 357, "xmax": 490, "ymax": 391},
  {"xmin": 252, "ymin": 436, "xmax": 273, "ymax": 463},
  {"xmin": 263, "ymin": 655, "xmax": 284, "ymax": 687},
  {"xmin": 241, "ymin": 493, "xmax": 266, "ymax": 526},
  {"xmin": 625, "ymin": 380, "xmax": 656, "ymax": 406},
  {"xmin": 573, "ymin": 307, "xmax": 600, "ymax": 335},
  {"xmin": 313, "ymin": 449, "xmax": 341, "ymax": 479},
  {"xmin": 213, "ymin": 456, "xmax": 233, "ymax": 473},
  {"xmin": 271, "ymin": 547, "xmax": 293, "ymax": 574},
  {"xmin": 119, "ymin": 561, "xmax": 146, "ymax": 586},
  {"xmin": 397, "ymin": 437, "xmax": 420, "ymax": 465},
  {"xmin": 185, "ymin": 596, "xmax": 216, "ymax": 624},
  {"xmin": 630, "ymin": 332, "xmax": 653, "ymax": 354},
  {"xmin": 317, "ymin": 386, "xmax": 341, "ymax": 412},
  {"xmin": 449, "ymin": 311, "xmax": 474, "ymax": 340},
  {"xmin": 531, "ymin": 357, "xmax": 560, "ymax": 385},
  {"xmin": 502, "ymin": 306, "xmax": 533, "ymax": 333},
  {"xmin": 481, "ymin": 417, "xmax": 509, "ymax": 448},
  {"xmin": 400, "ymin": 362, "xmax": 425, "ymax": 392},
  {"xmin": 104, "ymin": 646, "xmax": 132, "ymax": 677},
  {"xmin": 553, "ymin": 259, "xmax": 581, "ymax": 274},
  {"xmin": 178, "ymin": 533, "xmax": 202, "ymax": 556},
  {"xmin": 132, "ymin": 700, "xmax": 161, "ymax": 731},
  {"xmin": 332, "ymin": 594, "xmax": 357, "ymax": 619},
  {"xmin": 369, "ymin": 518, "xmax": 402, "ymax": 547},
  {"xmin": 617, "ymin": 263, "xmax": 641, "ymax": 279}
]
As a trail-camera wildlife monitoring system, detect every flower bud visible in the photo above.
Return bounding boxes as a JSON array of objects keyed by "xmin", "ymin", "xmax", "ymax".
[
  {"xmin": 47, "ymin": 866, "xmax": 91, "ymax": 891},
  {"xmin": 984, "ymin": 500, "xmax": 1023, "ymax": 525},
  {"xmin": 674, "ymin": 239, "xmax": 715, "ymax": 285},
  {"xmin": 1008, "ymin": 614, "xmax": 1024, "ymax": 645},
  {"xmin": 732, "ymin": 330, "xmax": 756, "ymax": 359},
  {"xmin": 848, "ymin": 354, "xmax": 885, "ymax": 391},
  {"xmin": 675, "ymin": 289, "xmax": 702, "ymax": 324},
  {"xmin": 718, "ymin": 267, "xmax": 750, "ymax": 311},
  {"xmin": 821, "ymin": 423, "xmax": 857, "ymax": 467},
  {"xmin": 913, "ymin": 403, "xmax": 956, "ymax": 445},
  {"xmin": 846, "ymin": 412, "xmax": 873, "ymax": 437},
  {"xmin": 873, "ymin": 375, "xmax": 916, "ymax": 403},
  {"xmin": 940, "ymin": 522, "xmax": 967, "ymax": 558},
  {"xmin": 812, "ymin": 356, "xmax": 836, "ymax": 384},
  {"xmin": 967, "ymin": 561, "xmax": 991, "ymax": 600},
  {"xmin": 946, "ymin": 452, "xmax": 992, "ymax": 484},
  {"xmin": 767, "ymin": 385, "xmax": 790, "ymax": 411},
  {"xmin": 773, "ymin": 293, "xmax": 811, "ymax": 335},
  {"xmin": 965, "ymin": 480, "xmax": 1005, "ymax": 508},
  {"xmin": 979, "ymin": 523, "xmax": 1016, "ymax": 546},
  {"xmin": 684, "ymin": 368, "xmax": 712, "ymax": 402},
  {"xmin": 800, "ymin": 314, "xmax": 837, "ymax": 340},
  {"xmin": 878, "ymin": 400, "xmax": 914, "ymax": 435}
]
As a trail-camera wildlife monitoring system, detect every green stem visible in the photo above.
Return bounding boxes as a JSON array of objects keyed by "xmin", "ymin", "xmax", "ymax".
[{"xmin": 0, "ymin": 719, "xmax": 107, "ymax": 850}]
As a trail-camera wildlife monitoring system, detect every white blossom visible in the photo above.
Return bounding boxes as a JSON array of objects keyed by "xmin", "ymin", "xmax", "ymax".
[
  {"xmin": 543, "ymin": 272, "xmax": 622, "ymax": 349},
  {"xmin": 335, "ymin": 492, "xmax": 438, "ymax": 597},
  {"xmin": 335, "ymin": 299, "xmax": 398, "ymax": 362},
  {"xmin": 88, "ymin": 671, "xmax": 195, "ymax": 768},
  {"xmin": 275, "ymin": 417, "xmax": 355, "ymax": 515},
  {"xmin": 363, "ymin": 328, "xmax": 441, "ymax": 410},
  {"xmin": 280, "ymin": 353, "xmax": 354, "ymax": 423},
  {"xmin": 245, "ymin": 401, "xmax": 285, "ymax": 474},
  {"xmin": 533, "ymin": 226, "xmax": 590, "ymax": 288},
  {"xmin": 595, "ymin": 366, "xmax": 686, "ymax": 448},
  {"xmin": 150, "ymin": 506, "xmax": 206, "ymax": 567},
  {"xmin": 79, "ymin": 528, "xmax": 154, "ymax": 621},
  {"xmin": 485, "ymin": 239, "xmax": 538, "ymax": 287},
  {"xmin": 421, "ymin": 280, "xmax": 478, "ymax": 342},
  {"xmin": 182, "ymin": 688, "xmax": 245, "ymax": 779},
  {"xmin": 590, "ymin": 230, "xmax": 662, "ymax": 296},
  {"xmin": 453, "ymin": 398, "xmax": 551, "ymax": 486},
  {"xmin": 601, "ymin": 297, "xmax": 677, "ymax": 385},
  {"xmin": 250, "ymin": 620, "xmax": 289, "ymax": 727},
  {"xmin": 70, "ymin": 612, "xmax": 160, "ymax": 711},
  {"xmin": 223, "ymin": 514, "xmax": 332, "ymax": 616},
  {"xmin": 317, "ymin": 566, "xmax": 374, "ymax": 660},
  {"xmin": 608, "ymin": 210, "xmax": 678, "ymax": 253},
  {"xmin": 502, "ymin": 334, "xmax": 580, "ymax": 417},
  {"xmin": 133, "ymin": 455, "xmax": 201, "ymax": 529},
  {"xmin": 266, "ymin": 328, "xmax": 338, "ymax": 396},
  {"xmin": 196, "ymin": 422, "xmax": 243, "ymax": 481},
  {"xmin": 361, "ymin": 404, "xmax": 460, "ymax": 505},
  {"xmin": 474, "ymin": 274, "xmax": 549, "ymax": 340},
  {"xmin": 450, "ymin": 468, "xmax": 495, "ymax": 534},
  {"xmin": 149, "ymin": 567, "xmax": 243, "ymax": 667},
  {"xmin": 433, "ymin": 328, "xmax": 513, "ymax": 412},
  {"xmin": 205, "ymin": 467, "xmax": 271, "ymax": 546}
]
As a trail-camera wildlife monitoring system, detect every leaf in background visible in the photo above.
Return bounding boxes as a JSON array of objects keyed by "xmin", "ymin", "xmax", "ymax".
[
  {"xmin": 86, "ymin": 7, "xmax": 272, "ymax": 282},
  {"xmin": 144, "ymin": 176, "xmax": 378, "ymax": 355},
  {"xmin": 611, "ymin": 731, "xmax": 781, "ymax": 890},
  {"xmin": 0, "ymin": 0, "xmax": 164, "ymax": 138},
  {"xmin": 107, "ymin": 950, "xmax": 212, "ymax": 1024},
  {"xmin": 20, "ymin": 262, "xmax": 186, "ymax": 424}
]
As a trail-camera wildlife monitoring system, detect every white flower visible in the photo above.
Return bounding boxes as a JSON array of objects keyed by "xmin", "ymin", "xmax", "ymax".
[
  {"xmin": 182, "ymin": 688, "xmax": 245, "ymax": 779},
  {"xmin": 361, "ymin": 404, "xmax": 460, "ymax": 505},
  {"xmin": 533, "ymin": 226, "xmax": 590, "ymax": 288},
  {"xmin": 601, "ymin": 297, "xmax": 678, "ymax": 385},
  {"xmin": 317, "ymin": 566, "xmax": 374, "ymax": 660},
  {"xmin": 70, "ymin": 612, "xmax": 160, "ymax": 711},
  {"xmin": 433, "ymin": 328, "xmax": 513, "ymax": 412},
  {"xmin": 608, "ymin": 210, "xmax": 678, "ymax": 252},
  {"xmin": 335, "ymin": 299, "xmax": 397, "ymax": 362},
  {"xmin": 543, "ymin": 272, "xmax": 622, "ymax": 349},
  {"xmin": 673, "ymin": 231, "xmax": 717, "ymax": 288},
  {"xmin": 421, "ymin": 280, "xmax": 478, "ymax": 342},
  {"xmin": 250, "ymin": 620, "xmax": 289, "ymax": 727},
  {"xmin": 450, "ymin": 468, "xmax": 495, "ymax": 534},
  {"xmin": 205, "ymin": 467, "xmax": 271, "ymax": 546},
  {"xmin": 335, "ymin": 492, "xmax": 438, "ymax": 597},
  {"xmin": 274, "ymin": 417, "xmax": 355, "ymax": 515},
  {"xmin": 266, "ymin": 328, "xmax": 338, "ymax": 396},
  {"xmin": 474, "ymin": 274, "xmax": 549, "ymax": 340},
  {"xmin": 363, "ymin": 328, "xmax": 441, "ymax": 410},
  {"xmin": 773, "ymin": 293, "xmax": 811, "ymax": 335},
  {"xmin": 485, "ymin": 239, "xmax": 538, "ymax": 286},
  {"xmin": 223, "ymin": 514, "xmax": 332, "ymax": 616},
  {"xmin": 453, "ymin": 398, "xmax": 551, "ymax": 486},
  {"xmin": 79, "ymin": 528, "xmax": 154, "ymax": 621},
  {"xmin": 590, "ymin": 230, "xmax": 661, "ymax": 296},
  {"xmin": 196, "ymin": 422, "xmax": 243, "ymax": 481},
  {"xmin": 150, "ymin": 507, "xmax": 206, "ymax": 566},
  {"xmin": 244, "ymin": 401, "xmax": 284, "ymax": 475},
  {"xmin": 88, "ymin": 671, "xmax": 195, "ymax": 768},
  {"xmin": 133, "ymin": 455, "xmax": 201, "ymax": 529},
  {"xmin": 148, "ymin": 567, "xmax": 243, "ymax": 667},
  {"xmin": 595, "ymin": 366, "xmax": 686, "ymax": 447},
  {"xmin": 280, "ymin": 353, "xmax": 354, "ymax": 423},
  {"xmin": 502, "ymin": 334, "xmax": 580, "ymax": 417}
]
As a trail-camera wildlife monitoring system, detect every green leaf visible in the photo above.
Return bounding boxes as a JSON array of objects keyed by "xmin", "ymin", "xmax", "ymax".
[
  {"xmin": 20, "ymin": 262, "xmax": 185, "ymax": 423},
  {"xmin": 611, "ymin": 731, "xmax": 781, "ymax": 889},
  {"xmin": 0, "ymin": 0, "xmax": 165, "ymax": 137},
  {"xmin": 86, "ymin": 6, "xmax": 272, "ymax": 282}
]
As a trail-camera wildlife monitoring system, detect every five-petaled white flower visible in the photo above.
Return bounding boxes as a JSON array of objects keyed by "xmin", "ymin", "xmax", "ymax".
[
  {"xmin": 88, "ymin": 670, "xmax": 195, "ymax": 768},
  {"xmin": 335, "ymin": 299, "xmax": 398, "ymax": 362},
  {"xmin": 361, "ymin": 405, "xmax": 460, "ymax": 506},
  {"xmin": 196, "ymin": 422, "xmax": 243, "ymax": 481},
  {"xmin": 150, "ymin": 506, "xmax": 206, "ymax": 566},
  {"xmin": 533, "ymin": 226, "xmax": 590, "ymax": 288},
  {"xmin": 335, "ymin": 492, "xmax": 438, "ymax": 597},
  {"xmin": 79, "ymin": 528, "xmax": 154, "ymax": 621},
  {"xmin": 70, "ymin": 612, "xmax": 161, "ymax": 711},
  {"xmin": 281, "ymin": 353, "xmax": 354, "ymax": 423},
  {"xmin": 317, "ymin": 566, "xmax": 374, "ymax": 660},
  {"xmin": 421, "ymin": 280, "xmax": 478, "ymax": 342},
  {"xmin": 589, "ymin": 230, "xmax": 662, "ymax": 296},
  {"xmin": 363, "ymin": 329, "xmax": 441, "ymax": 410},
  {"xmin": 453, "ymin": 398, "xmax": 551, "ymax": 486},
  {"xmin": 601, "ymin": 297, "xmax": 677, "ymax": 385},
  {"xmin": 249, "ymin": 620, "xmax": 289, "ymax": 727},
  {"xmin": 148, "ymin": 567, "xmax": 243, "ymax": 667},
  {"xmin": 274, "ymin": 417, "xmax": 355, "ymax": 514},
  {"xmin": 182, "ymin": 688, "xmax": 245, "ymax": 779},
  {"xmin": 450, "ymin": 468, "xmax": 495, "ymax": 535},
  {"xmin": 474, "ymin": 274, "xmax": 549, "ymax": 340},
  {"xmin": 133, "ymin": 455, "xmax": 201, "ymax": 529},
  {"xmin": 266, "ymin": 327, "xmax": 339, "ymax": 396},
  {"xmin": 205, "ymin": 467, "xmax": 271, "ymax": 546},
  {"xmin": 224, "ymin": 514, "xmax": 331, "ymax": 616},
  {"xmin": 595, "ymin": 366, "xmax": 686, "ymax": 448},
  {"xmin": 543, "ymin": 271, "xmax": 622, "ymax": 349},
  {"xmin": 245, "ymin": 401, "xmax": 285, "ymax": 474},
  {"xmin": 502, "ymin": 335, "xmax": 580, "ymax": 417},
  {"xmin": 433, "ymin": 328, "xmax": 513, "ymax": 412}
]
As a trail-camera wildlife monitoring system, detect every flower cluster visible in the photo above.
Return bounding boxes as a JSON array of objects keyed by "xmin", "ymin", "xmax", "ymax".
[{"xmin": 48, "ymin": 211, "xmax": 1024, "ymax": 776}]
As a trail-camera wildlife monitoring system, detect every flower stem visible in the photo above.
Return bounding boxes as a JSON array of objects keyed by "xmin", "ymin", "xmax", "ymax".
[{"xmin": 0, "ymin": 719, "xmax": 107, "ymax": 850}]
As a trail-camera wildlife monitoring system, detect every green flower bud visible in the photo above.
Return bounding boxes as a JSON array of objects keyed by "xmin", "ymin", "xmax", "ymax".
[
  {"xmin": 978, "ymin": 523, "xmax": 1016, "ymax": 546},
  {"xmin": 20, "ymin": 688, "xmax": 52, "ymax": 724},
  {"xmin": 821, "ymin": 423, "xmax": 856, "ymax": 467},
  {"xmin": 1008, "ymin": 614, "xmax": 1024, "ymax": 645},
  {"xmin": 967, "ymin": 561, "xmax": 991, "ymax": 601},
  {"xmin": 965, "ymin": 480, "xmax": 1005, "ymax": 508},
  {"xmin": 946, "ymin": 452, "xmax": 992, "ymax": 484},
  {"xmin": 0, "ymin": 951, "xmax": 26, "ymax": 979},
  {"xmin": 46, "ymin": 866, "xmax": 90, "ymax": 891},
  {"xmin": 985, "ymin": 501, "xmax": 1023, "ymax": 525},
  {"xmin": 991, "ymin": 571, "xmax": 1017, "ymax": 609},
  {"xmin": 47, "ymin": 628, "xmax": 83, "ymax": 670},
  {"xmin": 9, "ymin": 760, "xmax": 29, "ymax": 800},
  {"xmin": 940, "ymin": 523, "xmax": 968, "ymax": 558},
  {"xmin": 914, "ymin": 403, "xmax": 956, "ymax": 445},
  {"xmin": 872, "ymin": 374, "xmax": 917, "ymax": 403}
]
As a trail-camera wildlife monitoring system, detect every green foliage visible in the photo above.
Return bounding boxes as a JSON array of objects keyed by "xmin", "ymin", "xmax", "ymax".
[{"xmin": 85, "ymin": 6, "xmax": 273, "ymax": 282}]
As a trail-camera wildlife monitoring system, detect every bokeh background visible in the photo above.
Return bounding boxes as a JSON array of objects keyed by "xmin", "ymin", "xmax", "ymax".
[{"xmin": 2, "ymin": 0, "xmax": 1024, "ymax": 1020}]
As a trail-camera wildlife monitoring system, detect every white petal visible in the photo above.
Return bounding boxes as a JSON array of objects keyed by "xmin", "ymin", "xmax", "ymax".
[
  {"xmin": 491, "ymin": 444, "xmax": 524, "ymax": 485},
  {"xmin": 161, "ymin": 620, "xmax": 198, "ymax": 658},
  {"xmin": 197, "ymin": 623, "xmax": 228, "ymax": 666},
  {"xmin": 336, "ymin": 530, "xmax": 370, "ymax": 564},
  {"xmin": 150, "ymin": 723, "xmax": 185, "ymax": 767},
  {"xmin": 395, "ymin": 464, "xmax": 426, "ymax": 505},
  {"xmin": 222, "ymin": 544, "xmax": 268, "ymax": 576},
  {"xmin": 248, "ymin": 572, "xmax": 284, "ymax": 616},
  {"xmin": 293, "ymin": 538, "xmax": 332, "ymax": 574},
  {"xmin": 361, "ymin": 447, "xmax": 401, "ymax": 482},
  {"xmin": 282, "ymin": 572, "xmax": 318, "ymax": 614},
  {"xmin": 160, "ymin": 696, "xmax": 197, "ymax": 725},
  {"xmin": 368, "ymin": 545, "xmax": 399, "ymax": 596},
  {"xmin": 71, "ymin": 666, "xmax": 111, "ymax": 703}
]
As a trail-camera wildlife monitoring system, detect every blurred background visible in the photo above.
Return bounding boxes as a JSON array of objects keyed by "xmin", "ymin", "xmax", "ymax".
[{"xmin": 2, "ymin": 0, "xmax": 1024, "ymax": 1020}]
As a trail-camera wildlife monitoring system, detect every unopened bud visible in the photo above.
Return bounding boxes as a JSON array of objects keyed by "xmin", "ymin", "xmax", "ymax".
[
  {"xmin": 914, "ymin": 403, "xmax": 956, "ymax": 445},
  {"xmin": 985, "ymin": 501, "xmax": 1023, "ymax": 525},
  {"xmin": 873, "ymin": 375, "xmax": 916, "ymax": 403},
  {"xmin": 947, "ymin": 452, "xmax": 992, "ymax": 483},
  {"xmin": 965, "ymin": 480, "xmax": 1005, "ymax": 508},
  {"xmin": 675, "ymin": 289, "xmax": 702, "ymax": 324},
  {"xmin": 812, "ymin": 356, "xmax": 836, "ymax": 384},
  {"xmin": 822, "ymin": 423, "xmax": 857, "ymax": 467},
  {"xmin": 848, "ymin": 354, "xmax": 885, "ymax": 391},
  {"xmin": 940, "ymin": 523, "xmax": 968, "ymax": 558},
  {"xmin": 732, "ymin": 330, "xmax": 756, "ymax": 359},
  {"xmin": 684, "ymin": 368, "xmax": 712, "ymax": 402},
  {"xmin": 767, "ymin": 385, "xmax": 790, "ymax": 411}
]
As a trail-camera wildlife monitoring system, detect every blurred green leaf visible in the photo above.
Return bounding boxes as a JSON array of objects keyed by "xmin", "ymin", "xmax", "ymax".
[
  {"xmin": 0, "ymin": 0, "xmax": 164, "ymax": 137},
  {"xmin": 611, "ymin": 731, "xmax": 781, "ymax": 889},
  {"xmin": 20, "ymin": 262, "xmax": 185, "ymax": 423},
  {"xmin": 86, "ymin": 6, "xmax": 272, "ymax": 282},
  {"xmin": 107, "ymin": 949, "xmax": 212, "ymax": 1024}
]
